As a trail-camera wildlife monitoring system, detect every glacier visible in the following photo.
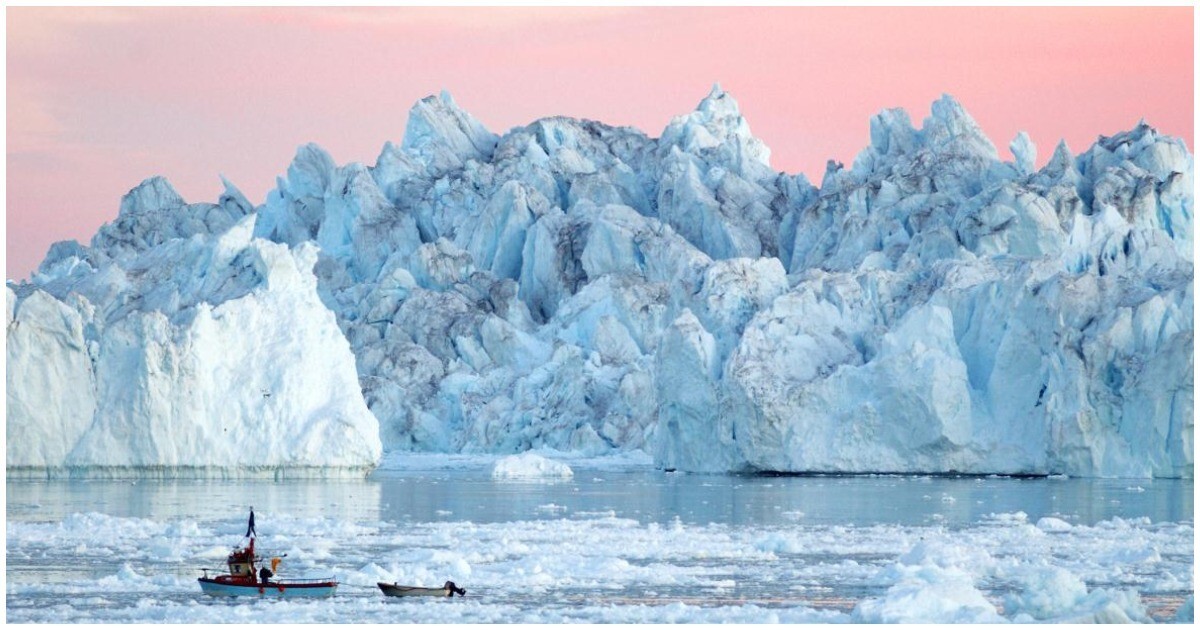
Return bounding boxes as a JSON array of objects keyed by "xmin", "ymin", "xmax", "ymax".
[{"xmin": 6, "ymin": 85, "xmax": 1193, "ymax": 477}]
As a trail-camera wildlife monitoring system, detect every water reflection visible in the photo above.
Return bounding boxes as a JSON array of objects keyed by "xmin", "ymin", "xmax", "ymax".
[
  {"xmin": 366, "ymin": 470, "xmax": 1192, "ymax": 528},
  {"xmin": 6, "ymin": 478, "xmax": 383, "ymax": 524},
  {"xmin": 7, "ymin": 471, "xmax": 1192, "ymax": 528}
]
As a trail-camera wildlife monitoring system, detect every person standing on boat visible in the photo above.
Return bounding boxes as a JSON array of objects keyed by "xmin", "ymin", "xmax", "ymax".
[{"xmin": 259, "ymin": 565, "xmax": 274, "ymax": 585}]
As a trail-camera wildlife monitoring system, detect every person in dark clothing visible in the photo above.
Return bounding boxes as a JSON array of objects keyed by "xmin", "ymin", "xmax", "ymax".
[{"xmin": 259, "ymin": 566, "xmax": 273, "ymax": 584}]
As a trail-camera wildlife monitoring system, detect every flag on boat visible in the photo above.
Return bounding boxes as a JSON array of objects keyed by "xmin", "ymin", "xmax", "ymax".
[{"xmin": 246, "ymin": 508, "xmax": 256, "ymax": 538}]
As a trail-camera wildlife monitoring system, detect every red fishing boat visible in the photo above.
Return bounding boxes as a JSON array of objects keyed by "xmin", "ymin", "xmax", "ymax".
[{"xmin": 198, "ymin": 509, "xmax": 337, "ymax": 598}]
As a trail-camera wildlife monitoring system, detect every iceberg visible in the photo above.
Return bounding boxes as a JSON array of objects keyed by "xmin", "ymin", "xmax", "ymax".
[
  {"xmin": 8, "ymin": 205, "xmax": 380, "ymax": 475},
  {"xmin": 7, "ymin": 88, "xmax": 1192, "ymax": 477}
]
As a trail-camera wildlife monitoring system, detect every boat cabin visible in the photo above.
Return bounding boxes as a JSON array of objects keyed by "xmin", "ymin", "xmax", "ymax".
[{"xmin": 223, "ymin": 538, "xmax": 258, "ymax": 583}]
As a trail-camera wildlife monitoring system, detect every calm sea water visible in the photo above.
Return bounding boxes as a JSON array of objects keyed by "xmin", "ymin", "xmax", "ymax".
[
  {"xmin": 8, "ymin": 470, "xmax": 1193, "ymax": 526},
  {"xmin": 5, "ymin": 469, "xmax": 1194, "ymax": 623}
]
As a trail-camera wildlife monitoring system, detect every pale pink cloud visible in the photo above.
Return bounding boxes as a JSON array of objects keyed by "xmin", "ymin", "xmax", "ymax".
[{"xmin": 6, "ymin": 7, "xmax": 1192, "ymax": 280}]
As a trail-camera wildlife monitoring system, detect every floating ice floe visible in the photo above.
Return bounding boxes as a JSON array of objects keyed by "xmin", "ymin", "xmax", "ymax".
[
  {"xmin": 491, "ymin": 452, "xmax": 575, "ymax": 480},
  {"xmin": 7, "ymin": 506, "xmax": 1189, "ymax": 623}
]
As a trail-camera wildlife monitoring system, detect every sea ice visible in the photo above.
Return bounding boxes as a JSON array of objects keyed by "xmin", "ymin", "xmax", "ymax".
[{"xmin": 4, "ymin": 504, "xmax": 1189, "ymax": 623}]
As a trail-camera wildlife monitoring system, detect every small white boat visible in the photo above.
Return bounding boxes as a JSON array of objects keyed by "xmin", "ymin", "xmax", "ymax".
[{"xmin": 378, "ymin": 580, "xmax": 467, "ymax": 598}]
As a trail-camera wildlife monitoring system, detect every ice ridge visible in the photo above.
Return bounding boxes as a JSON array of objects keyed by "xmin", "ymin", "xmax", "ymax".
[{"xmin": 7, "ymin": 89, "xmax": 1193, "ymax": 478}]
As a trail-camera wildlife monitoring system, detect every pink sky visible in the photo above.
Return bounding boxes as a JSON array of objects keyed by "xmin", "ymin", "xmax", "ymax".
[{"xmin": 6, "ymin": 7, "xmax": 1193, "ymax": 280}]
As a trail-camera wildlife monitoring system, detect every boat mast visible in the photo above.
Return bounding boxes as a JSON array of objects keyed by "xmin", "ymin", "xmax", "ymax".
[{"xmin": 226, "ymin": 508, "xmax": 259, "ymax": 579}]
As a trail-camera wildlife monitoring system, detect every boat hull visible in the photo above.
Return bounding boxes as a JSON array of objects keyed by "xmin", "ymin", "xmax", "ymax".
[
  {"xmin": 198, "ymin": 577, "xmax": 337, "ymax": 598},
  {"xmin": 377, "ymin": 582, "xmax": 463, "ymax": 598}
]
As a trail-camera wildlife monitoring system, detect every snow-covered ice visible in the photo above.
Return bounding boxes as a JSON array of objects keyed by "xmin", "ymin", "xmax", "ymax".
[{"xmin": 6, "ymin": 87, "xmax": 1193, "ymax": 477}]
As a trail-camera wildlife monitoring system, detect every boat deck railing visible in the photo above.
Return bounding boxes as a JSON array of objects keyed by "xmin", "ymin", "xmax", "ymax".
[
  {"xmin": 198, "ymin": 570, "xmax": 336, "ymax": 585},
  {"xmin": 271, "ymin": 577, "xmax": 336, "ymax": 585}
]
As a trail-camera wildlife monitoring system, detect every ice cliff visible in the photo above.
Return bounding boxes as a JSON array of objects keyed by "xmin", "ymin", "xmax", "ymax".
[
  {"xmin": 7, "ymin": 86, "xmax": 1193, "ymax": 477},
  {"xmin": 7, "ymin": 183, "xmax": 380, "ymax": 474}
]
